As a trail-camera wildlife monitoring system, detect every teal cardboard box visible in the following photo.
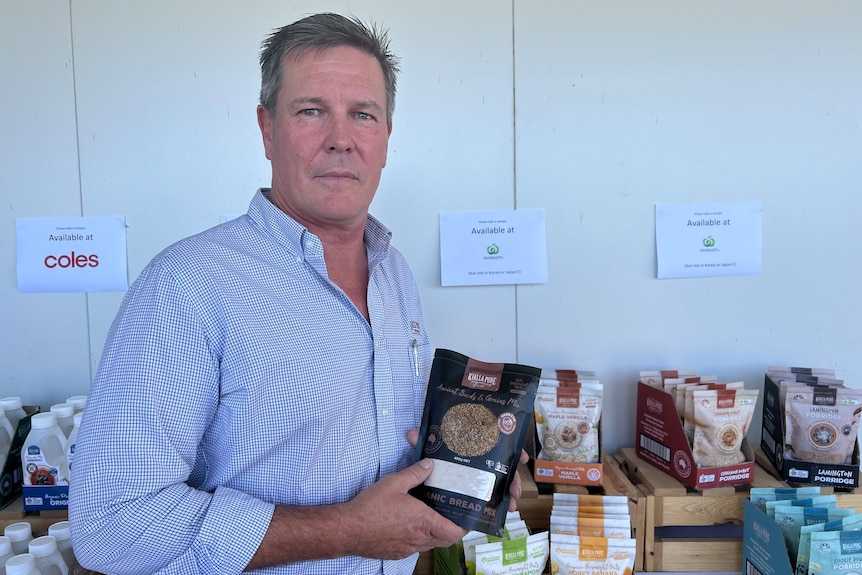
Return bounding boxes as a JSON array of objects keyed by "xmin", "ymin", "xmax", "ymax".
[{"xmin": 742, "ymin": 498, "xmax": 794, "ymax": 575}]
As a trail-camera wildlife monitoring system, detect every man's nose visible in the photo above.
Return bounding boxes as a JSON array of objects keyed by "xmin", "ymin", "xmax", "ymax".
[{"xmin": 325, "ymin": 116, "xmax": 353, "ymax": 152}]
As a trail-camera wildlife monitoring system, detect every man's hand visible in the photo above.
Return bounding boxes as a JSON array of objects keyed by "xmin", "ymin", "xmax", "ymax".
[
  {"xmin": 406, "ymin": 429, "xmax": 529, "ymax": 513},
  {"xmin": 340, "ymin": 458, "xmax": 467, "ymax": 559}
]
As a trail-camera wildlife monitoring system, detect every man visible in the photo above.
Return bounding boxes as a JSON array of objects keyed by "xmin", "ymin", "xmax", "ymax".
[{"xmin": 69, "ymin": 12, "xmax": 526, "ymax": 575}]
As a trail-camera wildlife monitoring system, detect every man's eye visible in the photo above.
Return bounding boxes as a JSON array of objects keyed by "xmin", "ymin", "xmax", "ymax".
[
  {"xmin": 301, "ymin": 109, "xmax": 319, "ymax": 116},
  {"xmin": 356, "ymin": 112, "xmax": 372, "ymax": 121}
]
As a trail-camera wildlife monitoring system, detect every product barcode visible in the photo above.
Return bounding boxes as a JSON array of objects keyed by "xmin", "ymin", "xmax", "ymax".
[
  {"xmin": 639, "ymin": 434, "xmax": 670, "ymax": 463},
  {"xmin": 745, "ymin": 560, "xmax": 764, "ymax": 575}
]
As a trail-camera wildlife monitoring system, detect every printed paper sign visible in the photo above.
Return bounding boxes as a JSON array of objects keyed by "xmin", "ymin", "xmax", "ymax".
[
  {"xmin": 16, "ymin": 216, "xmax": 128, "ymax": 292},
  {"xmin": 655, "ymin": 201, "xmax": 762, "ymax": 279},
  {"xmin": 439, "ymin": 209, "xmax": 548, "ymax": 286}
]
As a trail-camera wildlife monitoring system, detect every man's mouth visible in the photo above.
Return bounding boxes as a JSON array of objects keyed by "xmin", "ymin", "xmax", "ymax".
[{"xmin": 318, "ymin": 170, "xmax": 357, "ymax": 180}]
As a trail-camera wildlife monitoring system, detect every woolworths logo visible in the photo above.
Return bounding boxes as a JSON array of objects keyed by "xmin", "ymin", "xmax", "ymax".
[
  {"xmin": 703, "ymin": 236, "xmax": 716, "ymax": 247},
  {"xmin": 487, "ymin": 243, "xmax": 500, "ymax": 255}
]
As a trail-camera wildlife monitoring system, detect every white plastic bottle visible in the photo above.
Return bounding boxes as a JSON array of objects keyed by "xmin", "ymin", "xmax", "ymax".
[
  {"xmin": 22, "ymin": 413, "xmax": 68, "ymax": 487},
  {"xmin": 46, "ymin": 523, "xmax": 74, "ymax": 571},
  {"xmin": 64, "ymin": 396, "xmax": 87, "ymax": 414},
  {"xmin": 0, "ymin": 397, "xmax": 27, "ymax": 432},
  {"xmin": 48, "ymin": 405, "xmax": 75, "ymax": 439},
  {"xmin": 0, "ymin": 412, "xmax": 14, "ymax": 461},
  {"xmin": 0, "ymin": 535, "xmax": 15, "ymax": 572},
  {"xmin": 4, "ymin": 553, "xmax": 42, "ymax": 575},
  {"xmin": 29, "ymin": 536, "xmax": 68, "ymax": 575},
  {"xmin": 4, "ymin": 522, "xmax": 33, "ymax": 555},
  {"xmin": 64, "ymin": 413, "xmax": 82, "ymax": 477}
]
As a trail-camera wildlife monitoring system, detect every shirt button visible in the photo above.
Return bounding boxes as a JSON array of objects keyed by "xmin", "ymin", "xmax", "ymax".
[{"xmin": 381, "ymin": 408, "xmax": 389, "ymax": 416}]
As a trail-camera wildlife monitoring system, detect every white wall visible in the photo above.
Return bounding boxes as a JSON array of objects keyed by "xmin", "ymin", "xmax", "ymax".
[{"xmin": 2, "ymin": 1, "xmax": 860, "ymax": 453}]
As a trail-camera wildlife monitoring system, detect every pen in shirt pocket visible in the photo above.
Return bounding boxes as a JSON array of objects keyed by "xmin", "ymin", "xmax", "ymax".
[{"xmin": 411, "ymin": 339, "xmax": 420, "ymax": 377}]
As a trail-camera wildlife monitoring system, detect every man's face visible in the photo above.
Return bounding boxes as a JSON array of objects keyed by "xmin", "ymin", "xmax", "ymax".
[{"xmin": 258, "ymin": 45, "xmax": 392, "ymax": 233}]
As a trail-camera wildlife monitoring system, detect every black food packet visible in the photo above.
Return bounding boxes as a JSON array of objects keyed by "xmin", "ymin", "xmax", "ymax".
[{"xmin": 410, "ymin": 348, "xmax": 541, "ymax": 536}]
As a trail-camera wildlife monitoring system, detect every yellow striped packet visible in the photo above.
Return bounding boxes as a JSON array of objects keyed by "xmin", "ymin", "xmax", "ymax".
[{"xmin": 549, "ymin": 515, "xmax": 632, "ymax": 539}]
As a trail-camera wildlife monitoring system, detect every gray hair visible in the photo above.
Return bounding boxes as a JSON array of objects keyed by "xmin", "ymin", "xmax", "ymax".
[{"xmin": 259, "ymin": 13, "xmax": 400, "ymax": 126}]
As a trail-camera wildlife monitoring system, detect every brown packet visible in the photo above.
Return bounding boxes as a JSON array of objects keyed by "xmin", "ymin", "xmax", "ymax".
[
  {"xmin": 784, "ymin": 385, "xmax": 862, "ymax": 465},
  {"xmin": 691, "ymin": 388, "xmax": 758, "ymax": 467},
  {"xmin": 682, "ymin": 381, "xmax": 745, "ymax": 444},
  {"xmin": 410, "ymin": 348, "xmax": 541, "ymax": 537},
  {"xmin": 534, "ymin": 383, "xmax": 603, "ymax": 464}
]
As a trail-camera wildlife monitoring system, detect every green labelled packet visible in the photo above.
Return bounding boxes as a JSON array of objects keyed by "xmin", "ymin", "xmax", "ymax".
[
  {"xmin": 797, "ymin": 514, "xmax": 862, "ymax": 575},
  {"xmin": 808, "ymin": 530, "xmax": 862, "ymax": 575},
  {"xmin": 462, "ymin": 516, "xmax": 531, "ymax": 574},
  {"xmin": 474, "ymin": 532, "xmax": 549, "ymax": 575},
  {"xmin": 434, "ymin": 543, "xmax": 466, "ymax": 575}
]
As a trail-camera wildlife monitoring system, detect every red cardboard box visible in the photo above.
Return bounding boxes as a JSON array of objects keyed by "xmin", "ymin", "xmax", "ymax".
[{"xmin": 635, "ymin": 381, "xmax": 755, "ymax": 489}]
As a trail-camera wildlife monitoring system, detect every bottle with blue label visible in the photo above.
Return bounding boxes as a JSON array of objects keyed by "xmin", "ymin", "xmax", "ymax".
[{"xmin": 22, "ymin": 412, "xmax": 68, "ymax": 487}]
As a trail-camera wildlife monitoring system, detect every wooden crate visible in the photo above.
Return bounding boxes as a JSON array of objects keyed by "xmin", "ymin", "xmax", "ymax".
[
  {"xmin": 414, "ymin": 453, "xmax": 640, "ymax": 574},
  {"xmin": 617, "ymin": 447, "xmax": 786, "ymax": 572}
]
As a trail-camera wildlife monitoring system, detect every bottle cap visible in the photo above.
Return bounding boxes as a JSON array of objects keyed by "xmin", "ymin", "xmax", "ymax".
[
  {"xmin": 5, "ymin": 553, "xmax": 38, "ymax": 575},
  {"xmin": 48, "ymin": 521, "xmax": 71, "ymax": 541},
  {"xmin": 4, "ymin": 521, "xmax": 32, "ymax": 542},
  {"xmin": 66, "ymin": 395, "xmax": 88, "ymax": 411},
  {"xmin": 50, "ymin": 403, "xmax": 75, "ymax": 418},
  {"xmin": 30, "ymin": 412, "xmax": 58, "ymax": 429},
  {"xmin": 28, "ymin": 535, "xmax": 58, "ymax": 557},
  {"xmin": 0, "ymin": 534, "xmax": 11, "ymax": 554},
  {"xmin": 0, "ymin": 397, "xmax": 23, "ymax": 410}
]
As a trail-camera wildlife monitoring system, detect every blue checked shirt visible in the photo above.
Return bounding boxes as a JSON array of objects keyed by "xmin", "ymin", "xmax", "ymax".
[{"xmin": 69, "ymin": 189, "xmax": 433, "ymax": 575}]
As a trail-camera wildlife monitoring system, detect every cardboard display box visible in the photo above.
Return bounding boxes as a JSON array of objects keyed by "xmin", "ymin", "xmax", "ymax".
[
  {"xmin": 742, "ymin": 498, "xmax": 793, "ymax": 575},
  {"xmin": 635, "ymin": 381, "xmax": 756, "ymax": 490},
  {"xmin": 759, "ymin": 373, "xmax": 860, "ymax": 488},
  {"xmin": 23, "ymin": 484, "xmax": 69, "ymax": 512},
  {"xmin": 1, "ymin": 407, "xmax": 39, "ymax": 510}
]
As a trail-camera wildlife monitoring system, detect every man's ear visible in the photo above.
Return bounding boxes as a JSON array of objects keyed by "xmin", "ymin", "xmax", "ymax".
[{"xmin": 257, "ymin": 105, "xmax": 274, "ymax": 161}]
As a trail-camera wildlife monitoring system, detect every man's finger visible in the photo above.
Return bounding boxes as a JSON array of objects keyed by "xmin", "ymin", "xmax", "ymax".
[
  {"xmin": 407, "ymin": 428, "xmax": 420, "ymax": 448},
  {"xmin": 394, "ymin": 457, "xmax": 434, "ymax": 491}
]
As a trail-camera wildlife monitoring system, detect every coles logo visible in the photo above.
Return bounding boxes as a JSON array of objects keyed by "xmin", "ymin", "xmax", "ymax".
[{"xmin": 44, "ymin": 251, "xmax": 99, "ymax": 268}]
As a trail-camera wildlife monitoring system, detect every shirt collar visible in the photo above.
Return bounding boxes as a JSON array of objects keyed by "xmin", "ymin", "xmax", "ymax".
[{"xmin": 248, "ymin": 188, "xmax": 393, "ymax": 261}]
